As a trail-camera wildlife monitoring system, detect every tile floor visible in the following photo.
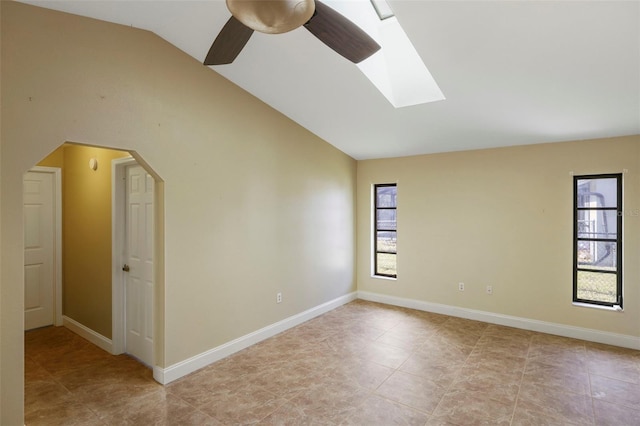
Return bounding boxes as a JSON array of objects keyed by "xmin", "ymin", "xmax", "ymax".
[{"xmin": 25, "ymin": 300, "xmax": 640, "ymax": 425}]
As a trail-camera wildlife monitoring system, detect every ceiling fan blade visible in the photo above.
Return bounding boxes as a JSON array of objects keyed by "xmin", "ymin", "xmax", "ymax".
[
  {"xmin": 303, "ymin": 1, "xmax": 381, "ymax": 64},
  {"xmin": 204, "ymin": 16, "xmax": 254, "ymax": 65}
]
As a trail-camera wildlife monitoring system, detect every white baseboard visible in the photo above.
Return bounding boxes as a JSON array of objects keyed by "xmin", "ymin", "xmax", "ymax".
[
  {"xmin": 154, "ymin": 292, "xmax": 358, "ymax": 384},
  {"xmin": 63, "ymin": 315, "xmax": 114, "ymax": 354},
  {"xmin": 357, "ymin": 291, "xmax": 640, "ymax": 351}
]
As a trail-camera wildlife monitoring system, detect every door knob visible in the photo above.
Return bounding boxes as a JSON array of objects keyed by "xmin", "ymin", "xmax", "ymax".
[{"xmin": 122, "ymin": 264, "xmax": 130, "ymax": 272}]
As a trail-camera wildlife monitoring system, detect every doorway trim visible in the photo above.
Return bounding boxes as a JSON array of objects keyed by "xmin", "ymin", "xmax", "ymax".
[{"xmin": 27, "ymin": 166, "xmax": 63, "ymax": 327}]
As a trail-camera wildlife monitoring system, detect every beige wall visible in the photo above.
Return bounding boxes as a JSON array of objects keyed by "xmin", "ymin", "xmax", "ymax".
[
  {"xmin": 358, "ymin": 136, "xmax": 640, "ymax": 337},
  {"xmin": 1, "ymin": 2, "xmax": 357, "ymax": 424},
  {"xmin": 40, "ymin": 144, "xmax": 130, "ymax": 339}
]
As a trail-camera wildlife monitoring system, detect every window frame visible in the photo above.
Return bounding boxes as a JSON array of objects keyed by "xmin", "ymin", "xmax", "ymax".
[
  {"xmin": 573, "ymin": 173, "xmax": 623, "ymax": 308},
  {"xmin": 373, "ymin": 183, "xmax": 397, "ymax": 278}
]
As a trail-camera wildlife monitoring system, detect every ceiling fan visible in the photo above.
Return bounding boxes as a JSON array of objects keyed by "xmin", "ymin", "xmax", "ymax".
[{"xmin": 204, "ymin": 0, "xmax": 381, "ymax": 66}]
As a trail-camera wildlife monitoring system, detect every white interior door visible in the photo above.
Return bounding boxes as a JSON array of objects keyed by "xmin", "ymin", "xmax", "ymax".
[
  {"xmin": 24, "ymin": 171, "xmax": 55, "ymax": 330},
  {"xmin": 124, "ymin": 165, "xmax": 154, "ymax": 366}
]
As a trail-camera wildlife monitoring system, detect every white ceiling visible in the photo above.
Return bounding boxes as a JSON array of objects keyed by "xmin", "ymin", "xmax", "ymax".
[{"xmin": 19, "ymin": 0, "xmax": 640, "ymax": 160}]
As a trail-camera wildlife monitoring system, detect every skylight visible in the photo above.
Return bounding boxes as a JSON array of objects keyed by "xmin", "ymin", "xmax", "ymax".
[
  {"xmin": 371, "ymin": 0, "xmax": 395, "ymax": 20},
  {"xmin": 325, "ymin": 0, "xmax": 445, "ymax": 108}
]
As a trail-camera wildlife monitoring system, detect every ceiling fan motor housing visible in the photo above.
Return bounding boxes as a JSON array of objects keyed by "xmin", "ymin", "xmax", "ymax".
[{"xmin": 226, "ymin": 0, "xmax": 316, "ymax": 34}]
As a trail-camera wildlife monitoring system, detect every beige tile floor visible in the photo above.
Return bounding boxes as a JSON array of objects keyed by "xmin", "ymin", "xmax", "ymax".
[{"xmin": 25, "ymin": 300, "xmax": 640, "ymax": 425}]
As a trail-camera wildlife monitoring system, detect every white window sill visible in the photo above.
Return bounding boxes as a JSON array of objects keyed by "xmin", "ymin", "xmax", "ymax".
[
  {"xmin": 372, "ymin": 275, "xmax": 397, "ymax": 281},
  {"xmin": 572, "ymin": 302, "xmax": 623, "ymax": 312}
]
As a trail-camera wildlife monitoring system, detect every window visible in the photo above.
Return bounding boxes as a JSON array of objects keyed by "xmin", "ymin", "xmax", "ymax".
[
  {"xmin": 573, "ymin": 174, "xmax": 622, "ymax": 308},
  {"xmin": 374, "ymin": 184, "xmax": 397, "ymax": 278},
  {"xmin": 371, "ymin": 0, "xmax": 395, "ymax": 20}
]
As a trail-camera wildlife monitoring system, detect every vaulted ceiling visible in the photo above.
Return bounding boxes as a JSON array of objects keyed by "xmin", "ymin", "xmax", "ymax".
[{"xmin": 20, "ymin": 0, "xmax": 640, "ymax": 159}]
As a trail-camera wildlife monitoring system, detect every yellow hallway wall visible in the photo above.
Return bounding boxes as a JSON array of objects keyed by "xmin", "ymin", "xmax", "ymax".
[
  {"xmin": 63, "ymin": 144, "xmax": 130, "ymax": 339},
  {"xmin": 358, "ymin": 136, "xmax": 640, "ymax": 338},
  {"xmin": 37, "ymin": 145, "xmax": 65, "ymax": 168},
  {"xmin": 0, "ymin": 2, "xmax": 357, "ymax": 424},
  {"xmin": 37, "ymin": 144, "xmax": 130, "ymax": 339}
]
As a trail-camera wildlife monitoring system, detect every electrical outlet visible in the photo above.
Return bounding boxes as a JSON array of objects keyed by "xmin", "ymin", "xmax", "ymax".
[
  {"xmin": 458, "ymin": 282, "xmax": 465, "ymax": 291},
  {"xmin": 276, "ymin": 292, "xmax": 282, "ymax": 303},
  {"xmin": 486, "ymin": 285, "xmax": 493, "ymax": 295}
]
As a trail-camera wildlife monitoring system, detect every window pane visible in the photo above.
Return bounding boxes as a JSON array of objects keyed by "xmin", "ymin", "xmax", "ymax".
[
  {"xmin": 577, "ymin": 241, "xmax": 617, "ymax": 270},
  {"xmin": 376, "ymin": 253, "xmax": 396, "ymax": 276},
  {"xmin": 577, "ymin": 210, "xmax": 618, "ymax": 239},
  {"xmin": 576, "ymin": 271, "xmax": 617, "ymax": 303},
  {"xmin": 576, "ymin": 178, "xmax": 618, "ymax": 208},
  {"xmin": 376, "ymin": 231, "xmax": 396, "ymax": 253},
  {"xmin": 376, "ymin": 209, "xmax": 396, "ymax": 230},
  {"xmin": 374, "ymin": 183, "xmax": 397, "ymax": 278},
  {"xmin": 574, "ymin": 174, "xmax": 621, "ymax": 307},
  {"xmin": 376, "ymin": 186, "xmax": 396, "ymax": 207}
]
